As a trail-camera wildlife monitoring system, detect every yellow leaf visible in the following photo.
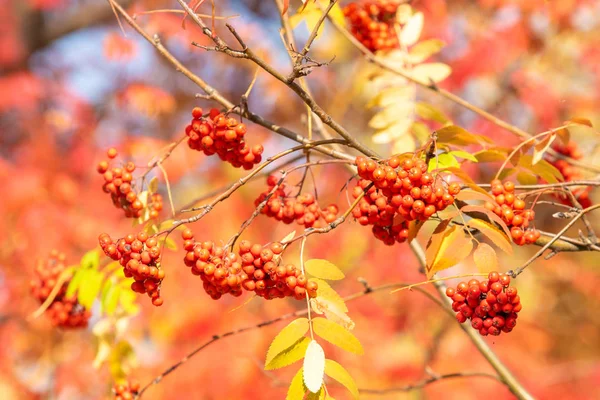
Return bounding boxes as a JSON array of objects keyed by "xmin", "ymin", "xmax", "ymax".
[
  {"xmin": 415, "ymin": 102, "xmax": 450, "ymax": 124},
  {"xmin": 455, "ymin": 189, "xmax": 494, "ymax": 202},
  {"xmin": 310, "ymin": 279, "xmax": 347, "ymax": 312},
  {"xmin": 312, "ymin": 317, "xmax": 364, "ymax": 354},
  {"xmin": 280, "ymin": 230, "xmax": 297, "ymax": 244},
  {"xmin": 372, "ymin": 119, "xmax": 413, "ymax": 144},
  {"xmin": 516, "ymin": 171, "xmax": 537, "ymax": 185},
  {"xmin": 408, "ymin": 63, "xmax": 451, "ymax": 85},
  {"xmin": 367, "ymin": 86, "xmax": 415, "ymax": 109},
  {"xmin": 436, "ymin": 125, "xmax": 481, "ymax": 146},
  {"xmin": 407, "ymin": 219, "xmax": 426, "ymax": 243},
  {"xmin": 408, "ymin": 39, "xmax": 445, "ymax": 63},
  {"xmin": 324, "ymin": 359, "xmax": 359, "ymax": 400},
  {"xmin": 305, "ymin": 259, "xmax": 345, "ymax": 280},
  {"xmin": 266, "ymin": 318, "xmax": 310, "ymax": 367},
  {"xmin": 307, "ymin": 388, "xmax": 325, "ymax": 400},
  {"xmin": 395, "ymin": 4, "xmax": 413, "ymax": 24},
  {"xmin": 474, "ymin": 149, "xmax": 508, "ymax": 163},
  {"xmin": 266, "ymin": 337, "xmax": 311, "ymax": 370},
  {"xmin": 286, "ymin": 368, "xmax": 306, "ymax": 400},
  {"xmin": 519, "ymin": 155, "xmax": 563, "ymax": 183},
  {"xmin": 460, "ymin": 205, "xmax": 511, "ymax": 239},
  {"xmin": 426, "ymin": 225, "xmax": 473, "ymax": 278},
  {"xmin": 473, "ymin": 243, "xmax": 498, "ymax": 272},
  {"xmin": 392, "ymin": 133, "xmax": 416, "ymax": 153},
  {"xmin": 148, "ymin": 176, "xmax": 159, "ymax": 193},
  {"xmin": 103, "ymin": 285, "xmax": 121, "ymax": 316},
  {"xmin": 78, "ymin": 269, "xmax": 104, "ymax": 309},
  {"xmin": 369, "ymin": 102, "xmax": 414, "ymax": 130},
  {"xmin": 400, "ymin": 12, "xmax": 423, "ymax": 46},
  {"xmin": 303, "ymin": 340, "xmax": 325, "ymax": 393},
  {"xmin": 310, "ymin": 298, "xmax": 355, "ymax": 330},
  {"xmin": 533, "ymin": 132, "xmax": 557, "ymax": 165},
  {"xmin": 466, "ymin": 218, "xmax": 513, "ymax": 254}
]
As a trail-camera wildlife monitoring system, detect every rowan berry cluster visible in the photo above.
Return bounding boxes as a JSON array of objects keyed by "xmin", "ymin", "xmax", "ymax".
[
  {"xmin": 185, "ymin": 107, "xmax": 264, "ymax": 170},
  {"xmin": 98, "ymin": 232, "xmax": 165, "ymax": 306},
  {"xmin": 484, "ymin": 180, "xmax": 540, "ymax": 245},
  {"xmin": 446, "ymin": 271, "xmax": 522, "ymax": 336},
  {"xmin": 343, "ymin": 0, "xmax": 402, "ymax": 52},
  {"xmin": 112, "ymin": 379, "xmax": 140, "ymax": 400},
  {"xmin": 254, "ymin": 175, "xmax": 339, "ymax": 229},
  {"xmin": 182, "ymin": 229, "xmax": 318, "ymax": 301},
  {"xmin": 30, "ymin": 250, "xmax": 91, "ymax": 329},
  {"xmin": 97, "ymin": 148, "xmax": 163, "ymax": 219},
  {"xmin": 352, "ymin": 156, "xmax": 461, "ymax": 245},
  {"xmin": 549, "ymin": 142, "xmax": 592, "ymax": 208}
]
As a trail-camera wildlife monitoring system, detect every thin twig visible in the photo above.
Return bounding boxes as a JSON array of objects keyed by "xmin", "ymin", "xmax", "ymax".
[{"xmin": 360, "ymin": 372, "xmax": 501, "ymax": 394}]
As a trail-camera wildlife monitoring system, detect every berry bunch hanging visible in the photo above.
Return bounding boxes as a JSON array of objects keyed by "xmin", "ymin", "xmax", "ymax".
[
  {"xmin": 97, "ymin": 148, "xmax": 164, "ymax": 219},
  {"xmin": 254, "ymin": 175, "xmax": 340, "ymax": 229},
  {"xmin": 343, "ymin": 0, "xmax": 403, "ymax": 52},
  {"xmin": 353, "ymin": 155, "xmax": 461, "ymax": 245},
  {"xmin": 98, "ymin": 232, "xmax": 165, "ymax": 306},
  {"xmin": 446, "ymin": 271, "xmax": 522, "ymax": 336},
  {"xmin": 182, "ymin": 229, "xmax": 317, "ymax": 301},
  {"xmin": 484, "ymin": 180, "xmax": 540, "ymax": 245},
  {"xmin": 112, "ymin": 379, "xmax": 140, "ymax": 400},
  {"xmin": 548, "ymin": 142, "xmax": 592, "ymax": 208},
  {"xmin": 185, "ymin": 107, "xmax": 264, "ymax": 170},
  {"xmin": 30, "ymin": 250, "xmax": 91, "ymax": 328}
]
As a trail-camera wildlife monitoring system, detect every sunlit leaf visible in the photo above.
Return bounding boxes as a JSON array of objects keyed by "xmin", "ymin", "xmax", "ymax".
[
  {"xmin": 415, "ymin": 102, "xmax": 450, "ymax": 124},
  {"xmin": 407, "ymin": 63, "xmax": 451, "ymax": 85},
  {"xmin": 372, "ymin": 119, "xmax": 413, "ymax": 144},
  {"xmin": 516, "ymin": 171, "xmax": 537, "ymax": 185},
  {"xmin": 103, "ymin": 285, "xmax": 121, "ymax": 316},
  {"xmin": 66, "ymin": 269, "xmax": 84, "ymax": 298},
  {"xmin": 474, "ymin": 149, "xmax": 508, "ymax": 163},
  {"xmin": 533, "ymin": 132, "xmax": 557, "ymax": 165},
  {"xmin": 119, "ymin": 289, "xmax": 140, "ymax": 315},
  {"xmin": 400, "ymin": 12, "xmax": 423, "ymax": 46},
  {"xmin": 80, "ymin": 249, "xmax": 100, "ymax": 270},
  {"xmin": 407, "ymin": 39, "xmax": 445, "ymax": 64},
  {"xmin": 473, "ymin": 242, "xmax": 498, "ymax": 272},
  {"xmin": 367, "ymin": 86, "xmax": 415, "ymax": 109},
  {"xmin": 148, "ymin": 176, "xmax": 159, "ymax": 193},
  {"xmin": 369, "ymin": 103, "xmax": 414, "ymax": 130},
  {"xmin": 303, "ymin": 340, "xmax": 325, "ymax": 393},
  {"xmin": 286, "ymin": 368, "xmax": 306, "ymax": 400},
  {"xmin": 455, "ymin": 189, "xmax": 494, "ymax": 202},
  {"xmin": 449, "ymin": 150, "xmax": 478, "ymax": 162},
  {"xmin": 78, "ymin": 269, "xmax": 104, "ymax": 309},
  {"xmin": 310, "ymin": 298, "xmax": 355, "ymax": 330},
  {"xmin": 461, "ymin": 205, "xmax": 511, "ymax": 239},
  {"xmin": 426, "ymin": 224, "xmax": 473, "ymax": 278},
  {"xmin": 305, "ymin": 259, "xmax": 345, "ymax": 280},
  {"xmin": 309, "ymin": 279, "xmax": 347, "ymax": 312},
  {"xmin": 265, "ymin": 318, "xmax": 310, "ymax": 367},
  {"xmin": 266, "ymin": 337, "xmax": 311, "ymax": 370},
  {"xmin": 312, "ymin": 318, "xmax": 363, "ymax": 354},
  {"xmin": 324, "ymin": 359, "xmax": 359, "ymax": 400}
]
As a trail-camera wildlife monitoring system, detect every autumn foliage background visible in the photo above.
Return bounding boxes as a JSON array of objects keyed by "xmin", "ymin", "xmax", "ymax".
[{"xmin": 2, "ymin": 0, "xmax": 600, "ymax": 399}]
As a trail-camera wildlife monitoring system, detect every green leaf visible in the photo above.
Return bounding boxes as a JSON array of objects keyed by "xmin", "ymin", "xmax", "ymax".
[
  {"xmin": 286, "ymin": 368, "xmax": 306, "ymax": 400},
  {"xmin": 312, "ymin": 318, "xmax": 364, "ymax": 355},
  {"xmin": 66, "ymin": 268, "xmax": 85, "ymax": 298},
  {"xmin": 103, "ymin": 285, "xmax": 121, "ymax": 316},
  {"xmin": 324, "ymin": 359, "xmax": 359, "ymax": 400},
  {"xmin": 266, "ymin": 337, "xmax": 311, "ymax": 370},
  {"xmin": 305, "ymin": 259, "xmax": 345, "ymax": 281},
  {"xmin": 429, "ymin": 153, "xmax": 459, "ymax": 170},
  {"xmin": 265, "ymin": 318, "xmax": 310, "ymax": 367},
  {"xmin": 80, "ymin": 249, "xmax": 100, "ymax": 270},
  {"xmin": 78, "ymin": 269, "xmax": 104, "ymax": 309},
  {"xmin": 303, "ymin": 340, "xmax": 325, "ymax": 393},
  {"xmin": 449, "ymin": 150, "xmax": 478, "ymax": 162},
  {"xmin": 119, "ymin": 289, "xmax": 140, "ymax": 315}
]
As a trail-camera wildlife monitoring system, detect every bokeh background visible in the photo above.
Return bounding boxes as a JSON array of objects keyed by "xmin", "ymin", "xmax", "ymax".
[{"xmin": 2, "ymin": 0, "xmax": 600, "ymax": 399}]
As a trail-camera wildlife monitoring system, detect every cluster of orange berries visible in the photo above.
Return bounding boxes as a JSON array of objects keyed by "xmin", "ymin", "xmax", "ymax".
[
  {"xmin": 353, "ymin": 156, "xmax": 461, "ymax": 245},
  {"xmin": 549, "ymin": 142, "xmax": 592, "ymax": 208},
  {"xmin": 97, "ymin": 148, "xmax": 163, "ymax": 219},
  {"xmin": 254, "ymin": 175, "xmax": 339, "ymax": 229},
  {"xmin": 185, "ymin": 107, "xmax": 264, "ymax": 170},
  {"xmin": 484, "ymin": 180, "xmax": 540, "ymax": 246},
  {"xmin": 343, "ymin": 0, "xmax": 402, "ymax": 52},
  {"xmin": 112, "ymin": 379, "xmax": 140, "ymax": 400},
  {"xmin": 446, "ymin": 271, "xmax": 522, "ymax": 336},
  {"xmin": 30, "ymin": 251, "xmax": 91, "ymax": 329},
  {"xmin": 99, "ymin": 232, "xmax": 165, "ymax": 306},
  {"xmin": 182, "ymin": 229, "xmax": 317, "ymax": 301}
]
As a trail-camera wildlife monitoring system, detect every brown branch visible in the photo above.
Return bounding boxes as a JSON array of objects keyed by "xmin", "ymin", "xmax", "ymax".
[
  {"xmin": 325, "ymin": 12, "xmax": 600, "ymax": 174},
  {"xmin": 360, "ymin": 372, "xmax": 501, "ymax": 394},
  {"xmin": 135, "ymin": 279, "xmax": 448, "ymax": 399},
  {"xmin": 408, "ymin": 241, "xmax": 534, "ymax": 400},
  {"xmin": 109, "ymin": 0, "xmax": 352, "ymax": 162},
  {"xmin": 175, "ymin": 0, "xmax": 379, "ymax": 159}
]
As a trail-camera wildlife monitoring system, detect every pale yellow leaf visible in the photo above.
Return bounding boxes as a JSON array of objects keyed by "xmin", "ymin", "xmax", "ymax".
[
  {"xmin": 533, "ymin": 132, "xmax": 556, "ymax": 165},
  {"xmin": 266, "ymin": 318, "xmax": 310, "ymax": 367},
  {"xmin": 400, "ymin": 12, "xmax": 423, "ymax": 46},
  {"xmin": 303, "ymin": 340, "xmax": 325, "ymax": 393},
  {"xmin": 324, "ymin": 359, "xmax": 359, "ymax": 400},
  {"xmin": 310, "ymin": 298, "xmax": 355, "ymax": 330},
  {"xmin": 407, "ymin": 63, "xmax": 451, "ymax": 85},
  {"xmin": 392, "ymin": 133, "xmax": 416, "ymax": 153},
  {"xmin": 310, "ymin": 279, "xmax": 347, "ymax": 312},
  {"xmin": 408, "ymin": 39, "xmax": 445, "ymax": 63},
  {"xmin": 367, "ymin": 86, "xmax": 415, "ymax": 109},
  {"xmin": 395, "ymin": 4, "xmax": 413, "ymax": 24},
  {"xmin": 372, "ymin": 119, "xmax": 413, "ymax": 144},
  {"xmin": 305, "ymin": 259, "xmax": 344, "ymax": 280},
  {"xmin": 369, "ymin": 102, "xmax": 414, "ymax": 130},
  {"xmin": 266, "ymin": 337, "xmax": 311, "ymax": 370},
  {"xmin": 312, "ymin": 317, "xmax": 364, "ymax": 355},
  {"xmin": 473, "ymin": 243, "xmax": 498, "ymax": 272}
]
